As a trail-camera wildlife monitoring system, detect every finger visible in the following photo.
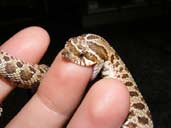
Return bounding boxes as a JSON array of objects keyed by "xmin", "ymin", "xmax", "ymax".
[
  {"xmin": 0, "ymin": 26, "xmax": 50, "ymax": 102},
  {"xmin": 67, "ymin": 78, "xmax": 130, "ymax": 128},
  {"xmin": 6, "ymin": 52, "xmax": 92, "ymax": 128}
]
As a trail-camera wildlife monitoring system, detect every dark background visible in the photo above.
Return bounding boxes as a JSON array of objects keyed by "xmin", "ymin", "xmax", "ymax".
[{"xmin": 0, "ymin": 0, "xmax": 171, "ymax": 127}]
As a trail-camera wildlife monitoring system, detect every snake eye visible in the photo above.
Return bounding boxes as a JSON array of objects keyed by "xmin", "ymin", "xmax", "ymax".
[{"xmin": 79, "ymin": 52, "xmax": 84, "ymax": 58}]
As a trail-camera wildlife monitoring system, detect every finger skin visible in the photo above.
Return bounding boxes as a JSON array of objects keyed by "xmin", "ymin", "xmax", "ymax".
[
  {"xmin": 6, "ymin": 52, "xmax": 92, "ymax": 128},
  {"xmin": 67, "ymin": 78, "xmax": 130, "ymax": 128},
  {"xmin": 0, "ymin": 26, "xmax": 50, "ymax": 102}
]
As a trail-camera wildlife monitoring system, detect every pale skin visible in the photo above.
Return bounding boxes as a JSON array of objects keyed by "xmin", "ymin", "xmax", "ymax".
[{"xmin": 0, "ymin": 26, "xmax": 129, "ymax": 128}]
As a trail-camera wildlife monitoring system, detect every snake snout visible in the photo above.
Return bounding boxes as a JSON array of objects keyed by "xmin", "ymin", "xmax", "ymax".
[{"xmin": 61, "ymin": 49, "xmax": 71, "ymax": 59}]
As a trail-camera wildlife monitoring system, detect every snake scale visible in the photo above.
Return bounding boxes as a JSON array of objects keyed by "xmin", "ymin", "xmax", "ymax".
[{"xmin": 0, "ymin": 34, "xmax": 153, "ymax": 128}]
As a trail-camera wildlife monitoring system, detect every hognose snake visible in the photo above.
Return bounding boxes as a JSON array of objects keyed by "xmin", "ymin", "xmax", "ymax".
[{"xmin": 0, "ymin": 34, "xmax": 153, "ymax": 128}]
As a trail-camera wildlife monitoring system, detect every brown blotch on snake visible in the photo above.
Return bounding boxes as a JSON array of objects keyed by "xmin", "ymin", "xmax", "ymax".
[
  {"xmin": 132, "ymin": 103, "xmax": 145, "ymax": 110},
  {"xmin": 126, "ymin": 122, "xmax": 137, "ymax": 128},
  {"xmin": 20, "ymin": 69, "xmax": 33, "ymax": 81},
  {"xmin": 16, "ymin": 61, "xmax": 23, "ymax": 68},
  {"xmin": 88, "ymin": 42, "xmax": 108, "ymax": 60},
  {"xmin": 130, "ymin": 91, "xmax": 139, "ymax": 97},
  {"xmin": 138, "ymin": 116, "xmax": 149, "ymax": 125},
  {"xmin": 114, "ymin": 61, "xmax": 120, "ymax": 67},
  {"xmin": 5, "ymin": 63, "xmax": 16, "ymax": 74},
  {"xmin": 110, "ymin": 54, "xmax": 115, "ymax": 63},
  {"xmin": 84, "ymin": 51, "xmax": 98, "ymax": 62},
  {"xmin": 29, "ymin": 66, "xmax": 36, "ymax": 73},
  {"xmin": 3, "ymin": 56, "xmax": 10, "ymax": 61},
  {"xmin": 128, "ymin": 111, "xmax": 135, "ymax": 117},
  {"xmin": 122, "ymin": 73, "xmax": 129, "ymax": 78},
  {"xmin": 125, "ymin": 81, "xmax": 134, "ymax": 86}
]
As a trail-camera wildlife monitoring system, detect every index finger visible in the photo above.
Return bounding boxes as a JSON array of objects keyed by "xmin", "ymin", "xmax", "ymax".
[{"xmin": 0, "ymin": 26, "xmax": 50, "ymax": 102}]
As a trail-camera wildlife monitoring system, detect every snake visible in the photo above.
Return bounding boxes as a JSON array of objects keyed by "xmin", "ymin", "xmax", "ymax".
[{"xmin": 0, "ymin": 34, "xmax": 153, "ymax": 128}]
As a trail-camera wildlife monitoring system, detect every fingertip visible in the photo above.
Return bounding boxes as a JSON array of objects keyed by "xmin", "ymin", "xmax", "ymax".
[
  {"xmin": 68, "ymin": 78, "xmax": 129, "ymax": 128},
  {"xmin": 0, "ymin": 26, "xmax": 50, "ymax": 63},
  {"xmin": 88, "ymin": 78, "xmax": 130, "ymax": 127}
]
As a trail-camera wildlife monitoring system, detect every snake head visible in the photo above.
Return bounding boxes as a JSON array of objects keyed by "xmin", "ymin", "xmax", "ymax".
[{"xmin": 61, "ymin": 34, "xmax": 101, "ymax": 66}]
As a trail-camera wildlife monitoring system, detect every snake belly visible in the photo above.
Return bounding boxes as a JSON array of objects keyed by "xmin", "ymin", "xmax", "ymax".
[{"xmin": 0, "ymin": 34, "xmax": 153, "ymax": 128}]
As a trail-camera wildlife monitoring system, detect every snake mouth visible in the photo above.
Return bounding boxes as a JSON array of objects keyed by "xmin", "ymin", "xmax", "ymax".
[{"xmin": 61, "ymin": 49, "xmax": 79, "ymax": 64}]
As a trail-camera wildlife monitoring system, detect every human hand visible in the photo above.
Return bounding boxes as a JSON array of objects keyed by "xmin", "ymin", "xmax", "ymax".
[{"xmin": 0, "ymin": 26, "xmax": 129, "ymax": 128}]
